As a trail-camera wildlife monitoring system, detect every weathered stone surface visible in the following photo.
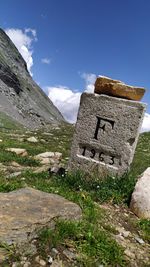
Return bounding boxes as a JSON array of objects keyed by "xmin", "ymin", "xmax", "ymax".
[
  {"xmin": 10, "ymin": 161, "xmax": 21, "ymax": 167},
  {"xmin": 94, "ymin": 76, "xmax": 145, "ymax": 101},
  {"xmin": 33, "ymin": 165, "xmax": 50, "ymax": 174},
  {"xmin": 27, "ymin": 136, "xmax": 38, "ymax": 143},
  {"xmin": 6, "ymin": 148, "xmax": 28, "ymax": 156},
  {"xmin": 0, "ymin": 187, "xmax": 82, "ymax": 245},
  {"xmin": 68, "ymin": 93, "xmax": 146, "ymax": 176},
  {"xmin": 130, "ymin": 168, "xmax": 150, "ymax": 219},
  {"xmin": 51, "ymin": 260, "xmax": 62, "ymax": 267},
  {"xmin": 7, "ymin": 171, "xmax": 22, "ymax": 178},
  {"xmin": 34, "ymin": 152, "xmax": 62, "ymax": 165}
]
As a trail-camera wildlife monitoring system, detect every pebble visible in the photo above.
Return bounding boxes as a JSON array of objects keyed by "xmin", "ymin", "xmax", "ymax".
[
  {"xmin": 48, "ymin": 255, "xmax": 53, "ymax": 264},
  {"xmin": 134, "ymin": 236, "xmax": 145, "ymax": 244},
  {"xmin": 40, "ymin": 139, "xmax": 46, "ymax": 143},
  {"xmin": 10, "ymin": 161, "xmax": 21, "ymax": 167},
  {"xmin": 35, "ymin": 255, "xmax": 47, "ymax": 266},
  {"xmin": 63, "ymin": 249, "xmax": 77, "ymax": 260},
  {"xmin": 27, "ymin": 136, "xmax": 38, "ymax": 143},
  {"xmin": 122, "ymin": 231, "xmax": 130, "ymax": 238},
  {"xmin": 39, "ymin": 259, "xmax": 47, "ymax": 266},
  {"xmin": 21, "ymin": 257, "xmax": 27, "ymax": 261},
  {"xmin": 12, "ymin": 263, "xmax": 19, "ymax": 267},
  {"xmin": 7, "ymin": 171, "xmax": 22, "ymax": 178},
  {"xmin": 115, "ymin": 234, "xmax": 125, "ymax": 241},
  {"xmin": 124, "ymin": 249, "xmax": 136, "ymax": 259},
  {"xmin": 35, "ymin": 255, "xmax": 40, "ymax": 263},
  {"xmin": 51, "ymin": 260, "xmax": 63, "ymax": 267},
  {"xmin": 116, "ymin": 226, "xmax": 130, "ymax": 238},
  {"xmin": 51, "ymin": 247, "xmax": 59, "ymax": 257},
  {"xmin": 23, "ymin": 262, "xmax": 31, "ymax": 267}
]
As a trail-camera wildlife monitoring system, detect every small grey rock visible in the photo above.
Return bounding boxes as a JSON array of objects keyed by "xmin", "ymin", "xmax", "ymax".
[
  {"xmin": 12, "ymin": 263, "xmax": 20, "ymax": 267},
  {"xmin": 27, "ymin": 136, "xmax": 38, "ymax": 143},
  {"xmin": 63, "ymin": 249, "xmax": 77, "ymax": 260},
  {"xmin": 51, "ymin": 247, "xmax": 59, "ymax": 257},
  {"xmin": 23, "ymin": 262, "xmax": 31, "ymax": 267},
  {"xmin": 134, "ymin": 236, "xmax": 145, "ymax": 244},
  {"xmin": 39, "ymin": 259, "xmax": 47, "ymax": 266},
  {"xmin": 7, "ymin": 171, "xmax": 22, "ymax": 178},
  {"xmin": 35, "ymin": 255, "xmax": 40, "ymax": 263},
  {"xmin": 48, "ymin": 255, "xmax": 53, "ymax": 264}
]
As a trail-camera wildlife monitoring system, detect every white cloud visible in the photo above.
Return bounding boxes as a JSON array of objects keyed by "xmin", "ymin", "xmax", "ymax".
[
  {"xmin": 5, "ymin": 28, "xmax": 37, "ymax": 74},
  {"xmin": 41, "ymin": 58, "xmax": 51, "ymax": 64},
  {"xmin": 141, "ymin": 113, "xmax": 150, "ymax": 132},
  {"xmin": 25, "ymin": 28, "xmax": 37, "ymax": 39},
  {"xmin": 80, "ymin": 72, "xmax": 96, "ymax": 92},
  {"xmin": 47, "ymin": 86, "xmax": 81, "ymax": 123},
  {"xmin": 47, "ymin": 72, "xmax": 95, "ymax": 123}
]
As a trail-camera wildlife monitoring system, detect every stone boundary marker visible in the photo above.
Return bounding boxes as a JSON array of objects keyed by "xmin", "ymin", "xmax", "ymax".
[{"xmin": 68, "ymin": 77, "xmax": 146, "ymax": 176}]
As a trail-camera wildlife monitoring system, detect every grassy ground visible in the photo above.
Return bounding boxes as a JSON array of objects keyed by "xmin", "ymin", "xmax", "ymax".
[
  {"xmin": 0, "ymin": 111, "xmax": 23, "ymax": 130},
  {"xmin": 0, "ymin": 125, "xmax": 149, "ymax": 266}
]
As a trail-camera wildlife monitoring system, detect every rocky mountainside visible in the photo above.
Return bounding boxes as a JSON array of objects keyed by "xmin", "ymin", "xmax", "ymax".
[{"xmin": 0, "ymin": 28, "xmax": 64, "ymax": 129}]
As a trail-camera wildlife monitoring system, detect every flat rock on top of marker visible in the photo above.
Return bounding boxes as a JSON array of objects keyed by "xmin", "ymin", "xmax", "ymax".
[
  {"xmin": 94, "ymin": 76, "xmax": 145, "ymax": 101},
  {"xmin": 0, "ymin": 187, "xmax": 82, "ymax": 245}
]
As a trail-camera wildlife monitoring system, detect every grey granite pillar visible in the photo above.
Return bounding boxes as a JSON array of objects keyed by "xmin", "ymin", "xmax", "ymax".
[{"xmin": 68, "ymin": 93, "xmax": 146, "ymax": 177}]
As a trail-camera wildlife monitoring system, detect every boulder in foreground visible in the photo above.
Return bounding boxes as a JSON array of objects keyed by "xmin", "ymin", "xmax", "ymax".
[
  {"xmin": 0, "ymin": 187, "xmax": 82, "ymax": 245},
  {"xmin": 94, "ymin": 76, "xmax": 145, "ymax": 101},
  {"xmin": 130, "ymin": 167, "xmax": 150, "ymax": 219}
]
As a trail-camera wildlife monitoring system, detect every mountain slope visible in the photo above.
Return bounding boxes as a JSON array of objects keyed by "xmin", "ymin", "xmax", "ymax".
[{"xmin": 0, "ymin": 28, "xmax": 64, "ymax": 129}]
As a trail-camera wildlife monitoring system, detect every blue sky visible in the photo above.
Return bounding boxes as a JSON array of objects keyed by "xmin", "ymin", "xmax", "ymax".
[{"xmin": 0, "ymin": 0, "xmax": 150, "ymax": 130}]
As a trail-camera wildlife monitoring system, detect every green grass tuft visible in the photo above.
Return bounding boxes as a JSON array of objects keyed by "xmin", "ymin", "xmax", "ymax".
[
  {"xmin": 138, "ymin": 219, "xmax": 150, "ymax": 243},
  {"xmin": 0, "ymin": 150, "xmax": 40, "ymax": 166},
  {"xmin": 38, "ymin": 201, "xmax": 126, "ymax": 267},
  {"xmin": 50, "ymin": 171, "xmax": 136, "ymax": 205}
]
